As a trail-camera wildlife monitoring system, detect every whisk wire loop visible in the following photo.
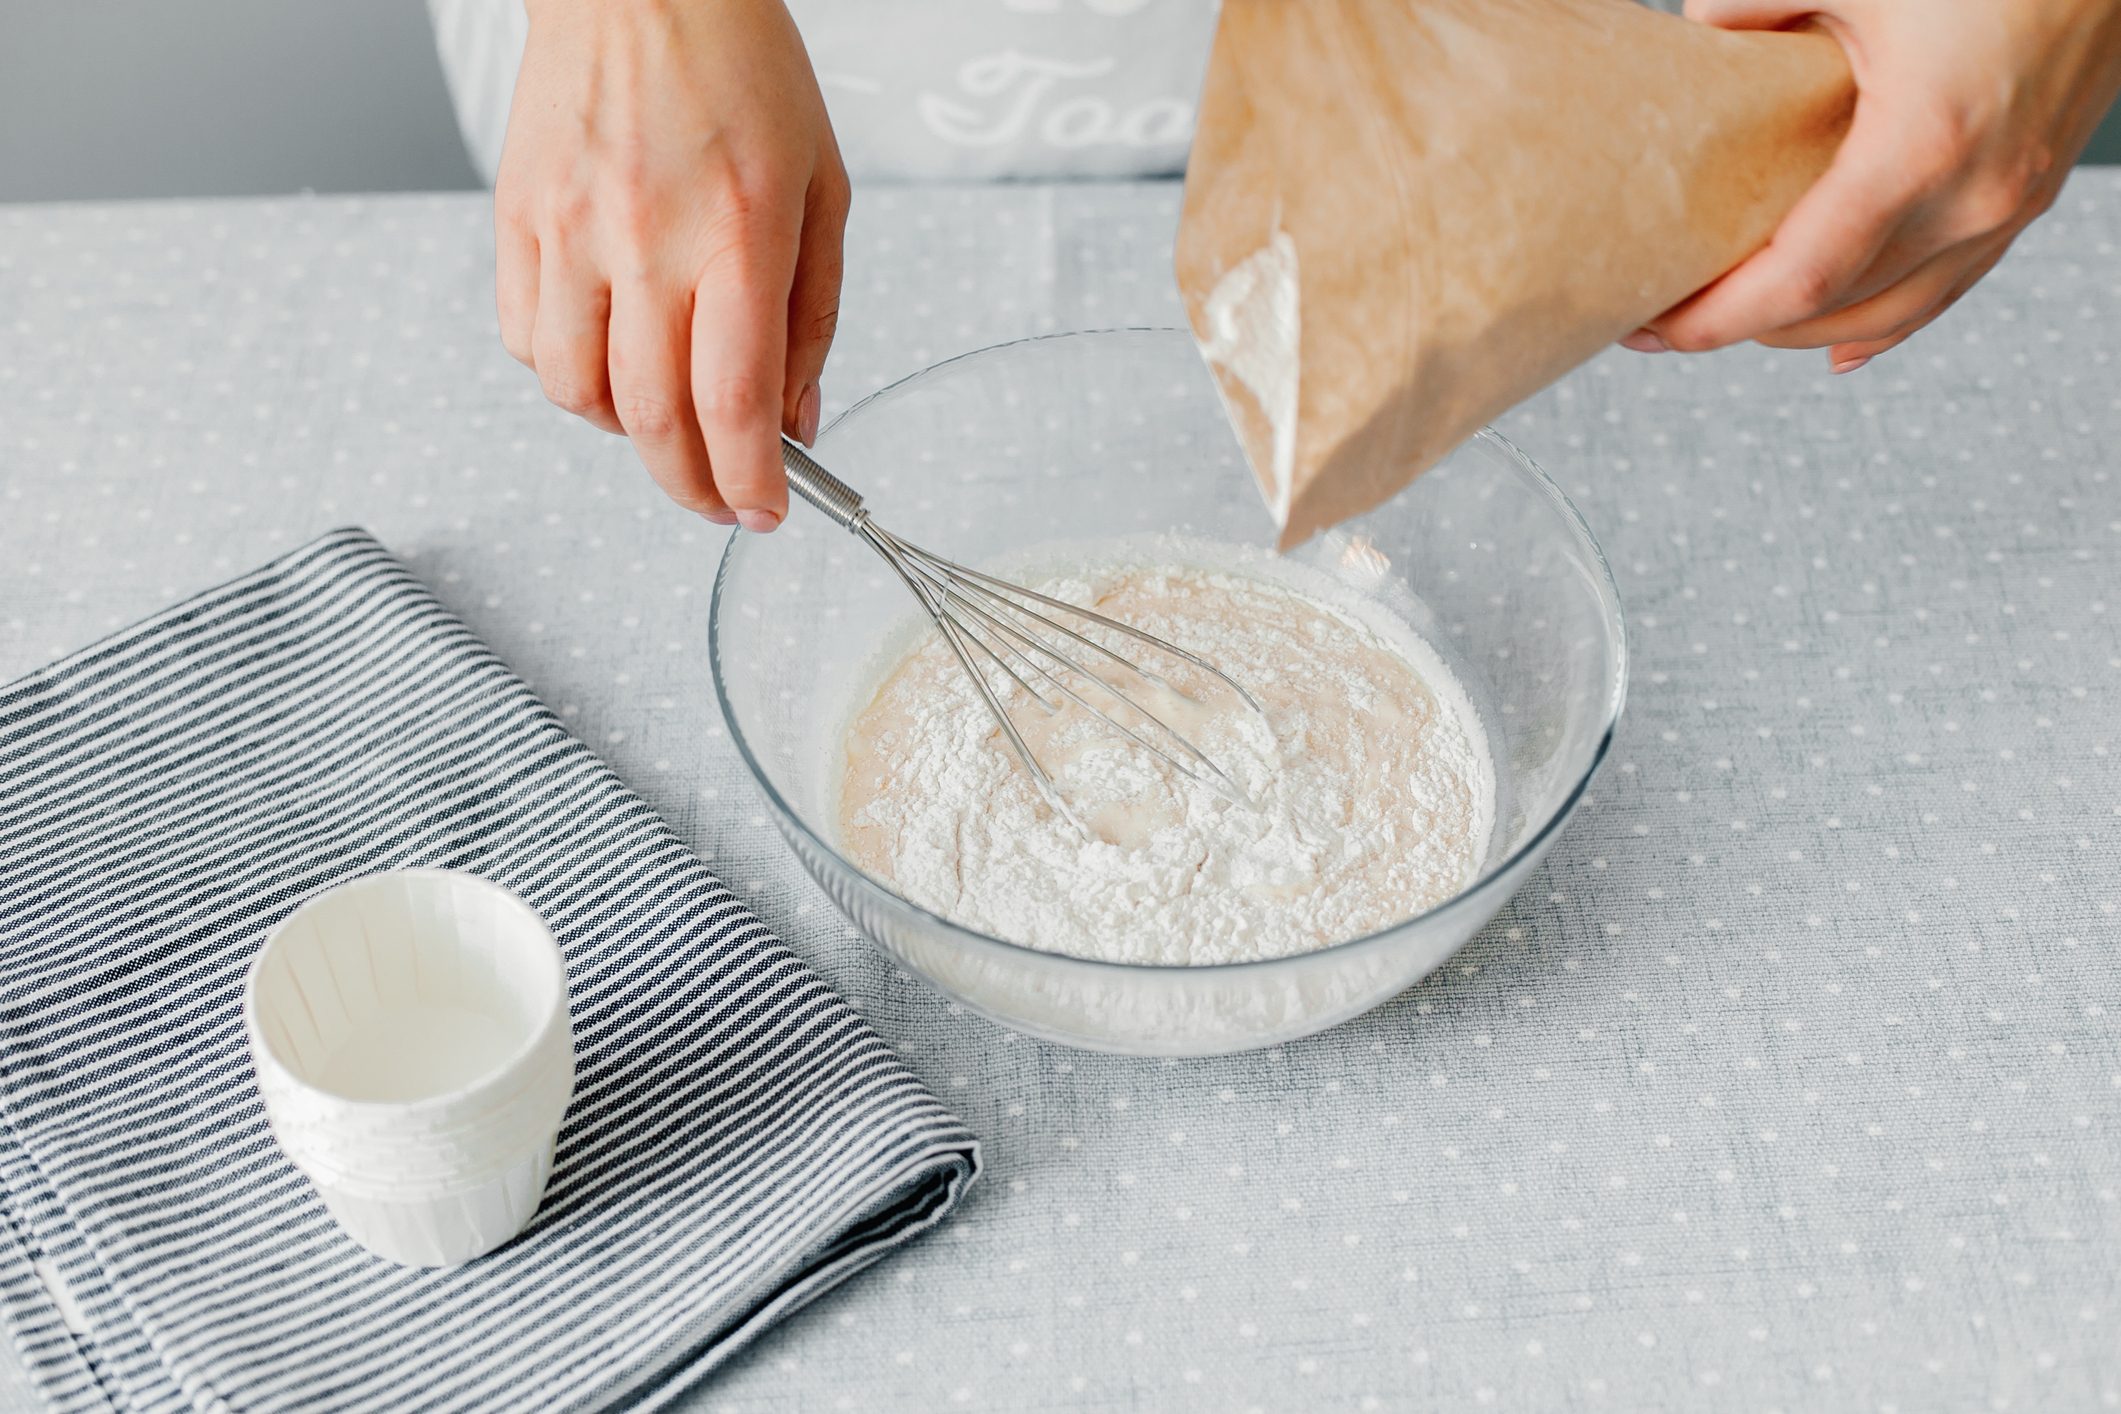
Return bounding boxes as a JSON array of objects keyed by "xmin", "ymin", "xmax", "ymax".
[
  {"xmin": 783, "ymin": 436, "xmax": 1262, "ymax": 823},
  {"xmin": 852, "ymin": 517, "xmax": 1081, "ymax": 821},
  {"xmin": 878, "ymin": 534, "xmax": 1253, "ymax": 804}
]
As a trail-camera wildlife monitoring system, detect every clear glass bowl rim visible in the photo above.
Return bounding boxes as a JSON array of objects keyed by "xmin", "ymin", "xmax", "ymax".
[{"xmin": 708, "ymin": 326, "xmax": 1630, "ymax": 976}]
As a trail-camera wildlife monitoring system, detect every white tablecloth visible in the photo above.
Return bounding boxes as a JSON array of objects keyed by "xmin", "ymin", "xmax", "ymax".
[{"xmin": 1, "ymin": 179, "xmax": 2116, "ymax": 1412}]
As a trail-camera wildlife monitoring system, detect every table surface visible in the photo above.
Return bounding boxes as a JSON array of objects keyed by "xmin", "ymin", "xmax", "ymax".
[{"xmin": 1, "ymin": 178, "xmax": 2117, "ymax": 1414}]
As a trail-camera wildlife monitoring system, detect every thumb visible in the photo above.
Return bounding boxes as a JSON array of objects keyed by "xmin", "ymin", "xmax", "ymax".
[{"xmin": 784, "ymin": 162, "xmax": 850, "ymax": 445}]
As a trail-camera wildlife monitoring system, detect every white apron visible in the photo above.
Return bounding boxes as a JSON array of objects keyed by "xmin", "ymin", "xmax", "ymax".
[{"xmin": 425, "ymin": 0, "xmax": 1222, "ymax": 184}]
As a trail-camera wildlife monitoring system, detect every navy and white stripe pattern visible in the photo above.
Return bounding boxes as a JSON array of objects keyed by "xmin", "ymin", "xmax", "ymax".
[{"xmin": 0, "ymin": 528, "xmax": 980, "ymax": 1412}]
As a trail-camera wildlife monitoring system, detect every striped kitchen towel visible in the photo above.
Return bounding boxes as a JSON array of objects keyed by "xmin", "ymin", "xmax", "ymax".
[{"xmin": 0, "ymin": 527, "xmax": 980, "ymax": 1412}]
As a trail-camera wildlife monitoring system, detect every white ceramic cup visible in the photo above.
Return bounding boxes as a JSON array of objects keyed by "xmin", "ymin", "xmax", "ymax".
[{"xmin": 244, "ymin": 870, "xmax": 576, "ymax": 1268}]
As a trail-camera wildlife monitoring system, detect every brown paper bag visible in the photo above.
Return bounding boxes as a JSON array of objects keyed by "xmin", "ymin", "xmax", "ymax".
[{"xmin": 1176, "ymin": 0, "xmax": 1854, "ymax": 548}]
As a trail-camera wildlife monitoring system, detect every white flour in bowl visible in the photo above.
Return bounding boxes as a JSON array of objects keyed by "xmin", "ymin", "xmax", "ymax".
[{"xmin": 836, "ymin": 550, "xmax": 1493, "ymax": 966}]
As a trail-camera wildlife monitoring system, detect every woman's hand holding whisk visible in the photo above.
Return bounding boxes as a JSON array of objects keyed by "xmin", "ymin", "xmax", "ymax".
[{"xmin": 495, "ymin": 0, "xmax": 847, "ymax": 532}]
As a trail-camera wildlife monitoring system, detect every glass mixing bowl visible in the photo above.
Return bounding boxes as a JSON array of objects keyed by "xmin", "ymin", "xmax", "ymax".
[{"xmin": 710, "ymin": 328, "xmax": 1625, "ymax": 1055}]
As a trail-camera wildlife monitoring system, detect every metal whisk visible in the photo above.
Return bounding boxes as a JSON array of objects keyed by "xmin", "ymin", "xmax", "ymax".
[{"xmin": 780, "ymin": 435, "xmax": 1266, "ymax": 824}]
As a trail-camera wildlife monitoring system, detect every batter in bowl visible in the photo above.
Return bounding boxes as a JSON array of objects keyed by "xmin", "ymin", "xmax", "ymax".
[{"xmin": 837, "ymin": 556, "xmax": 1493, "ymax": 965}]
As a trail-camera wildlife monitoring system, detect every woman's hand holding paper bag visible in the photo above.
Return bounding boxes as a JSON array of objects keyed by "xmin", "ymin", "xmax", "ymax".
[
  {"xmin": 1176, "ymin": 0, "xmax": 1856, "ymax": 548},
  {"xmin": 1632, "ymin": 0, "xmax": 2121, "ymax": 373},
  {"xmin": 1176, "ymin": 0, "xmax": 2119, "ymax": 548}
]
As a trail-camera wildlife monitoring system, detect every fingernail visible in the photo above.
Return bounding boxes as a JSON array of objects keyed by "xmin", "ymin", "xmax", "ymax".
[
  {"xmin": 1830, "ymin": 354, "xmax": 1871, "ymax": 375},
  {"xmin": 797, "ymin": 383, "xmax": 821, "ymax": 446},
  {"xmin": 1619, "ymin": 330, "xmax": 1668, "ymax": 354},
  {"xmin": 736, "ymin": 508, "xmax": 782, "ymax": 534},
  {"xmin": 702, "ymin": 509, "xmax": 738, "ymax": 526}
]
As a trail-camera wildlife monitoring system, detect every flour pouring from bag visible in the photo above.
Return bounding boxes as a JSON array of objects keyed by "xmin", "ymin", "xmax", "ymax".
[{"xmin": 777, "ymin": 435, "xmax": 1272, "ymax": 827}]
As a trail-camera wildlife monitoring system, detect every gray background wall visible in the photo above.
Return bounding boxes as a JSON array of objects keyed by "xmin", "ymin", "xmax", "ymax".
[
  {"xmin": 0, "ymin": 0, "xmax": 479, "ymax": 202},
  {"xmin": 1, "ymin": 0, "xmax": 2118, "ymax": 204}
]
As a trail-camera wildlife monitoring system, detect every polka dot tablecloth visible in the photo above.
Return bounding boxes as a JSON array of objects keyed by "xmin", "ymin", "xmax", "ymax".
[{"xmin": 1, "ymin": 179, "xmax": 2116, "ymax": 1414}]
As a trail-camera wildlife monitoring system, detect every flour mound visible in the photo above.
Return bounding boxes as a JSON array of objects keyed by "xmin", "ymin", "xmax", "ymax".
[{"xmin": 838, "ymin": 558, "xmax": 1493, "ymax": 966}]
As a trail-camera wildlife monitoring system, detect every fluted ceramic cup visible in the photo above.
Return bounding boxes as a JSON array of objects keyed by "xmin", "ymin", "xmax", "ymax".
[{"xmin": 244, "ymin": 870, "xmax": 575, "ymax": 1267}]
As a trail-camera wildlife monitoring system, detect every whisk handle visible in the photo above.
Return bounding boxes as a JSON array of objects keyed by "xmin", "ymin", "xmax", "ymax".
[{"xmin": 780, "ymin": 435, "xmax": 867, "ymax": 529}]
